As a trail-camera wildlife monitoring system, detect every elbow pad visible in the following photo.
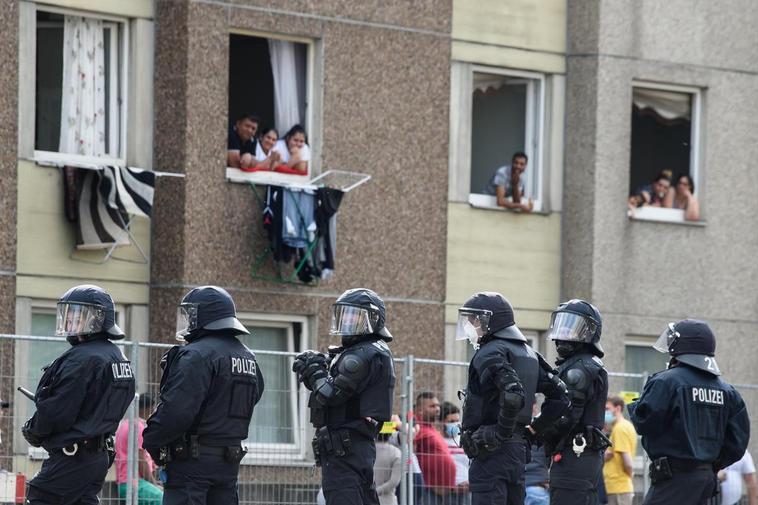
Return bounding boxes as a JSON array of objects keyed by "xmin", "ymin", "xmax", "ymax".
[{"xmin": 497, "ymin": 384, "xmax": 525, "ymax": 438}]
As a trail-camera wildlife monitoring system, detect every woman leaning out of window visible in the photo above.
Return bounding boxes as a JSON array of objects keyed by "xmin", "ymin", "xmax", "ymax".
[
  {"xmin": 273, "ymin": 124, "xmax": 310, "ymax": 175},
  {"xmin": 254, "ymin": 127, "xmax": 281, "ymax": 170},
  {"xmin": 664, "ymin": 173, "xmax": 700, "ymax": 221}
]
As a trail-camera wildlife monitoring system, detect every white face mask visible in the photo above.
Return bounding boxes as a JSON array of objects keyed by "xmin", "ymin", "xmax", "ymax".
[{"xmin": 464, "ymin": 321, "xmax": 480, "ymax": 350}]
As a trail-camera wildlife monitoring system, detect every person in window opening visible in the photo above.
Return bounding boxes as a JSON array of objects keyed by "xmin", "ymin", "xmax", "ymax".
[
  {"xmin": 483, "ymin": 152, "xmax": 534, "ymax": 213},
  {"xmin": 253, "ymin": 127, "xmax": 282, "ymax": 170},
  {"xmin": 273, "ymin": 124, "xmax": 311, "ymax": 174},
  {"xmin": 628, "ymin": 170, "xmax": 672, "ymax": 213},
  {"xmin": 227, "ymin": 113, "xmax": 259, "ymax": 169},
  {"xmin": 664, "ymin": 173, "xmax": 700, "ymax": 221}
]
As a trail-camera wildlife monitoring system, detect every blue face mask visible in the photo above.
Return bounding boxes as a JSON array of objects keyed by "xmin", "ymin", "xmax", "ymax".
[
  {"xmin": 604, "ymin": 411, "xmax": 614, "ymax": 424},
  {"xmin": 444, "ymin": 423, "xmax": 461, "ymax": 438}
]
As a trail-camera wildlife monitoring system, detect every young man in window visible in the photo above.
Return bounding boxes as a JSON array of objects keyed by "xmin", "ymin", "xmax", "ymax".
[
  {"xmin": 483, "ymin": 152, "xmax": 534, "ymax": 213},
  {"xmin": 227, "ymin": 113, "xmax": 259, "ymax": 169}
]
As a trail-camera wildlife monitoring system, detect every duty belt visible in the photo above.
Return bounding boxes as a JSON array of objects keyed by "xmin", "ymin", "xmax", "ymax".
[{"xmin": 53, "ymin": 434, "xmax": 111, "ymax": 456}]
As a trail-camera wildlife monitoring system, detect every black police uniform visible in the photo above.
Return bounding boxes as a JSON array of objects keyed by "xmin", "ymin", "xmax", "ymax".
[
  {"xmin": 462, "ymin": 335, "xmax": 569, "ymax": 505},
  {"xmin": 310, "ymin": 340, "xmax": 394, "ymax": 505},
  {"xmin": 546, "ymin": 349, "xmax": 608, "ymax": 503},
  {"xmin": 628, "ymin": 322, "xmax": 749, "ymax": 505},
  {"xmin": 143, "ymin": 329, "xmax": 264, "ymax": 505},
  {"xmin": 295, "ymin": 288, "xmax": 395, "ymax": 505},
  {"xmin": 24, "ymin": 338, "xmax": 135, "ymax": 504},
  {"xmin": 457, "ymin": 292, "xmax": 569, "ymax": 505}
]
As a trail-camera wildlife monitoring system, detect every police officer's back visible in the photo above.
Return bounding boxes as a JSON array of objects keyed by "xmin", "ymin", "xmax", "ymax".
[
  {"xmin": 142, "ymin": 286, "xmax": 264, "ymax": 505},
  {"xmin": 293, "ymin": 288, "xmax": 395, "ymax": 505},
  {"xmin": 456, "ymin": 292, "xmax": 569, "ymax": 505},
  {"xmin": 629, "ymin": 319, "xmax": 749, "ymax": 505},
  {"xmin": 22, "ymin": 285, "xmax": 135, "ymax": 505},
  {"xmin": 539, "ymin": 299, "xmax": 610, "ymax": 504}
]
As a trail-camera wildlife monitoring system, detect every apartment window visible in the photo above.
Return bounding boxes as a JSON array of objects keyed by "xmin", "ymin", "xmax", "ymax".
[
  {"xmin": 32, "ymin": 9, "xmax": 127, "ymax": 165},
  {"xmin": 468, "ymin": 68, "xmax": 545, "ymax": 211},
  {"xmin": 227, "ymin": 33, "xmax": 313, "ymax": 182},
  {"xmin": 628, "ymin": 83, "xmax": 702, "ymax": 222},
  {"xmin": 237, "ymin": 315, "xmax": 307, "ymax": 460}
]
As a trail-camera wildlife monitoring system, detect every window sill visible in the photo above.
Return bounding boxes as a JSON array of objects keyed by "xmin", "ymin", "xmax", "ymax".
[
  {"xmin": 31, "ymin": 151, "xmax": 126, "ymax": 168},
  {"xmin": 467, "ymin": 194, "xmax": 549, "ymax": 216},
  {"xmin": 226, "ymin": 167, "xmax": 315, "ymax": 189},
  {"xmin": 627, "ymin": 207, "xmax": 706, "ymax": 226}
]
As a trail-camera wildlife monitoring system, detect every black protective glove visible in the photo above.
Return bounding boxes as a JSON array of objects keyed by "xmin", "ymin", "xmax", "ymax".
[
  {"xmin": 144, "ymin": 445, "xmax": 164, "ymax": 465},
  {"xmin": 292, "ymin": 351, "xmax": 329, "ymax": 390},
  {"xmin": 471, "ymin": 424, "xmax": 506, "ymax": 452},
  {"xmin": 22, "ymin": 418, "xmax": 43, "ymax": 448}
]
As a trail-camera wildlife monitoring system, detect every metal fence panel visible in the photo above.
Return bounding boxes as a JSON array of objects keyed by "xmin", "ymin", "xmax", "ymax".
[{"xmin": 0, "ymin": 334, "xmax": 756, "ymax": 505}]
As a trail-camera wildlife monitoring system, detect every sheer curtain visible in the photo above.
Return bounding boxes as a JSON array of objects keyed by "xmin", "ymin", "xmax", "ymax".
[
  {"xmin": 59, "ymin": 16, "xmax": 106, "ymax": 156},
  {"xmin": 268, "ymin": 40, "xmax": 302, "ymax": 133}
]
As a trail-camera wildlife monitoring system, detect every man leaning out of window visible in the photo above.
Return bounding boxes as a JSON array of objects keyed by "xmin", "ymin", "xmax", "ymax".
[{"xmin": 483, "ymin": 151, "xmax": 533, "ymax": 213}]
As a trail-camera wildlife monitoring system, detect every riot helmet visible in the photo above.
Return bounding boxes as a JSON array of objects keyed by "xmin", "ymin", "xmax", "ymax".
[
  {"xmin": 176, "ymin": 286, "xmax": 249, "ymax": 341},
  {"xmin": 548, "ymin": 299, "xmax": 603, "ymax": 358},
  {"xmin": 56, "ymin": 284, "xmax": 124, "ymax": 345},
  {"xmin": 456, "ymin": 292, "xmax": 525, "ymax": 349},
  {"xmin": 329, "ymin": 288, "xmax": 392, "ymax": 346},
  {"xmin": 654, "ymin": 319, "xmax": 720, "ymax": 375}
]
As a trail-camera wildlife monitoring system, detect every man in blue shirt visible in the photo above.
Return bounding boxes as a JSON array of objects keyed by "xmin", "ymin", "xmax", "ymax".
[{"xmin": 483, "ymin": 152, "xmax": 533, "ymax": 212}]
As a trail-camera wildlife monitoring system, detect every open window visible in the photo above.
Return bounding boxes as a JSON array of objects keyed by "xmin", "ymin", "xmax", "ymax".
[
  {"xmin": 227, "ymin": 33, "xmax": 314, "ymax": 184},
  {"xmin": 628, "ymin": 83, "xmax": 702, "ymax": 222},
  {"xmin": 32, "ymin": 9, "xmax": 127, "ymax": 165},
  {"xmin": 468, "ymin": 68, "xmax": 545, "ymax": 211}
]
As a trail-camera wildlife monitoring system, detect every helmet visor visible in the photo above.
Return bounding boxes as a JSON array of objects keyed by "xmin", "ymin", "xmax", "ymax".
[
  {"xmin": 330, "ymin": 304, "xmax": 377, "ymax": 336},
  {"xmin": 654, "ymin": 322, "xmax": 679, "ymax": 354},
  {"xmin": 548, "ymin": 311, "xmax": 594, "ymax": 342},
  {"xmin": 56, "ymin": 302, "xmax": 105, "ymax": 337},
  {"xmin": 455, "ymin": 309, "xmax": 491, "ymax": 342},
  {"xmin": 176, "ymin": 303, "xmax": 199, "ymax": 341}
]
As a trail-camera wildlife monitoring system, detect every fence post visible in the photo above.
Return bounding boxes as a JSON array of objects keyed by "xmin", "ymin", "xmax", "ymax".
[
  {"xmin": 405, "ymin": 355, "xmax": 415, "ymax": 505},
  {"xmin": 125, "ymin": 338, "xmax": 141, "ymax": 505},
  {"xmin": 641, "ymin": 370, "xmax": 650, "ymax": 496}
]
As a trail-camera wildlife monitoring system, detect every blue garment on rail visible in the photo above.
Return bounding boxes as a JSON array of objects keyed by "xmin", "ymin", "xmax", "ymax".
[{"xmin": 282, "ymin": 188, "xmax": 317, "ymax": 249}]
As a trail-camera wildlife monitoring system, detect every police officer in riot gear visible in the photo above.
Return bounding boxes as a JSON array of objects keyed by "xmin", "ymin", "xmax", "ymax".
[
  {"xmin": 292, "ymin": 288, "xmax": 395, "ymax": 505},
  {"xmin": 22, "ymin": 284, "xmax": 135, "ymax": 504},
  {"xmin": 142, "ymin": 286, "xmax": 264, "ymax": 505},
  {"xmin": 457, "ymin": 292, "xmax": 570, "ymax": 505},
  {"xmin": 540, "ymin": 299, "xmax": 610, "ymax": 504},
  {"xmin": 628, "ymin": 319, "xmax": 749, "ymax": 505}
]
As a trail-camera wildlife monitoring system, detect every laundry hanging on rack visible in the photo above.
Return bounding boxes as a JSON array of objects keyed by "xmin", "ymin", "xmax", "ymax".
[{"xmin": 261, "ymin": 185, "xmax": 343, "ymax": 282}]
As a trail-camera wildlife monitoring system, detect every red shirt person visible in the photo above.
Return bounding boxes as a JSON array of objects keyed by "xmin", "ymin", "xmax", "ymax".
[{"xmin": 413, "ymin": 392, "xmax": 456, "ymax": 501}]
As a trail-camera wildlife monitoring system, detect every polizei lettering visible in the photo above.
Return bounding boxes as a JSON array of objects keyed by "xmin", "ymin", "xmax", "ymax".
[
  {"xmin": 231, "ymin": 357, "xmax": 256, "ymax": 376},
  {"xmin": 111, "ymin": 362, "xmax": 133, "ymax": 380},
  {"xmin": 691, "ymin": 387, "xmax": 724, "ymax": 405}
]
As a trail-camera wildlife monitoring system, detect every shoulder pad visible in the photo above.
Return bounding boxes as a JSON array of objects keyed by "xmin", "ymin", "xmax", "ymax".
[
  {"xmin": 591, "ymin": 356, "xmax": 604, "ymax": 367},
  {"xmin": 564, "ymin": 367, "xmax": 590, "ymax": 390},
  {"xmin": 336, "ymin": 352, "xmax": 371, "ymax": 380}
]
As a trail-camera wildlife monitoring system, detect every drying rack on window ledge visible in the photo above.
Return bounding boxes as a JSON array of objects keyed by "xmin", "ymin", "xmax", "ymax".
[{"xmin": 248, "ymin": 170, "xmax": 370, "ymax": 285}]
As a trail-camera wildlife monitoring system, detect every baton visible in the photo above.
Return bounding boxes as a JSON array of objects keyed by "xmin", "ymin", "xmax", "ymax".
[{"xmin": 17, "ymin": 387, "xmax": 36, "ymax": 401}]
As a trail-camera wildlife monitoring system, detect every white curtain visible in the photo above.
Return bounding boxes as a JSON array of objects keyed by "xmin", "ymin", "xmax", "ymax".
[
  {"xmin": 268, "ymin": 40, "xmax": 302, "ymax": 133},
  {"xmin": 59, "ymin": 16, "xmax": 106, "ymax": 156},
  {"xmin": 633, "ymin": 88, "xmax": 691, "ymax": 120}
]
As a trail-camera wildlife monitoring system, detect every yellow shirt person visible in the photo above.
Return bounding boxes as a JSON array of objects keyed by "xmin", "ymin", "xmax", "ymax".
[{"xmin": 603, "ymin": 396, "xmax": 637, "ymax": 505}]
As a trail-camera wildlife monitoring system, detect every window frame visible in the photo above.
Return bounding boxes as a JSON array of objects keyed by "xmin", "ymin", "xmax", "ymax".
[
  {"xmin": 629, "ymin": 81, "xmax": 703, "ymax": 222},
  {"xmin": 225, "ymin": 30, "xmax": 319, "ymax": 187},
  {"xmin": 22, "ymin": 4, "xmax": 129, "ymax": 167},
  {"xmin": 463, "ymin": 65, "xmax": 547, "ymax": 212},
  {"xmin": 14, "ymin": 298, "xmax": 126, "ymax": 458},
  {"xmin": 235, "ymin": 312, "xmax": 310, "ymax": 465}
]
